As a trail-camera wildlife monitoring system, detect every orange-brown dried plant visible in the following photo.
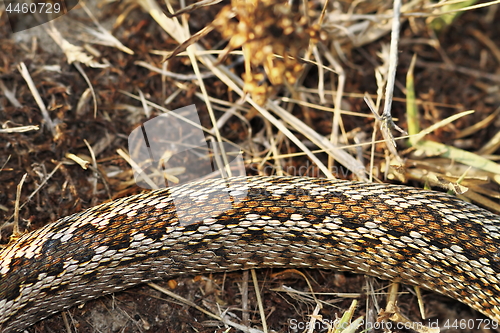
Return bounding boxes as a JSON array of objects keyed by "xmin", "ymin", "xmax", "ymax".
[{"xmin": 213, "ymin": 0, "xmax": 325, "ymax": 105}]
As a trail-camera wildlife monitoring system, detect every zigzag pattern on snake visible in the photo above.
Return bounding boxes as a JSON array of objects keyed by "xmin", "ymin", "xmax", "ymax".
[{"xmin": 1, "ymin": 176, "xmax": 500, "ymax": 332}]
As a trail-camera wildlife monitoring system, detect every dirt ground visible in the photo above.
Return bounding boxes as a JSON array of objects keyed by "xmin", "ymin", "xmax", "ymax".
[{"xmin": 1, "ymin": 0, "xmax": 500, "ymax": 332}]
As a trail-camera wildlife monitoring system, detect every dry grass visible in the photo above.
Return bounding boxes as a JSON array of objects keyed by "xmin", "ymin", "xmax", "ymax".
[{"xmin": 1, "ymin": 0, "xmax": 500, "ymax": 331}]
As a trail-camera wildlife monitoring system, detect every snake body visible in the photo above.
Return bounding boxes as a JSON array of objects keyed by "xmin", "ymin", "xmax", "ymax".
[{"xmin": 1, "ymin": 176, "xmax": 500, "ymax": 331}]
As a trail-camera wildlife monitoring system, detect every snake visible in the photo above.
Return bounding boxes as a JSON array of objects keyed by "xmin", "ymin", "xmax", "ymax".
[{"xmin": 1, "ymin": 175, "xmax": 500, "ymax": 332}]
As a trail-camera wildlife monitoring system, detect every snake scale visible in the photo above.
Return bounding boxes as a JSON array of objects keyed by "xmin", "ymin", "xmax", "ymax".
[{"xmin": 1, "ymin": 175, "xmax": 500, "ymax": 331}]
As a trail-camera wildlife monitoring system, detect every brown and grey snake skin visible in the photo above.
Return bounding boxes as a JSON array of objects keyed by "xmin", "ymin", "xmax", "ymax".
[{"xmin": 1, "ymin": 175, "xmax": 500, "ymax": 332}]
